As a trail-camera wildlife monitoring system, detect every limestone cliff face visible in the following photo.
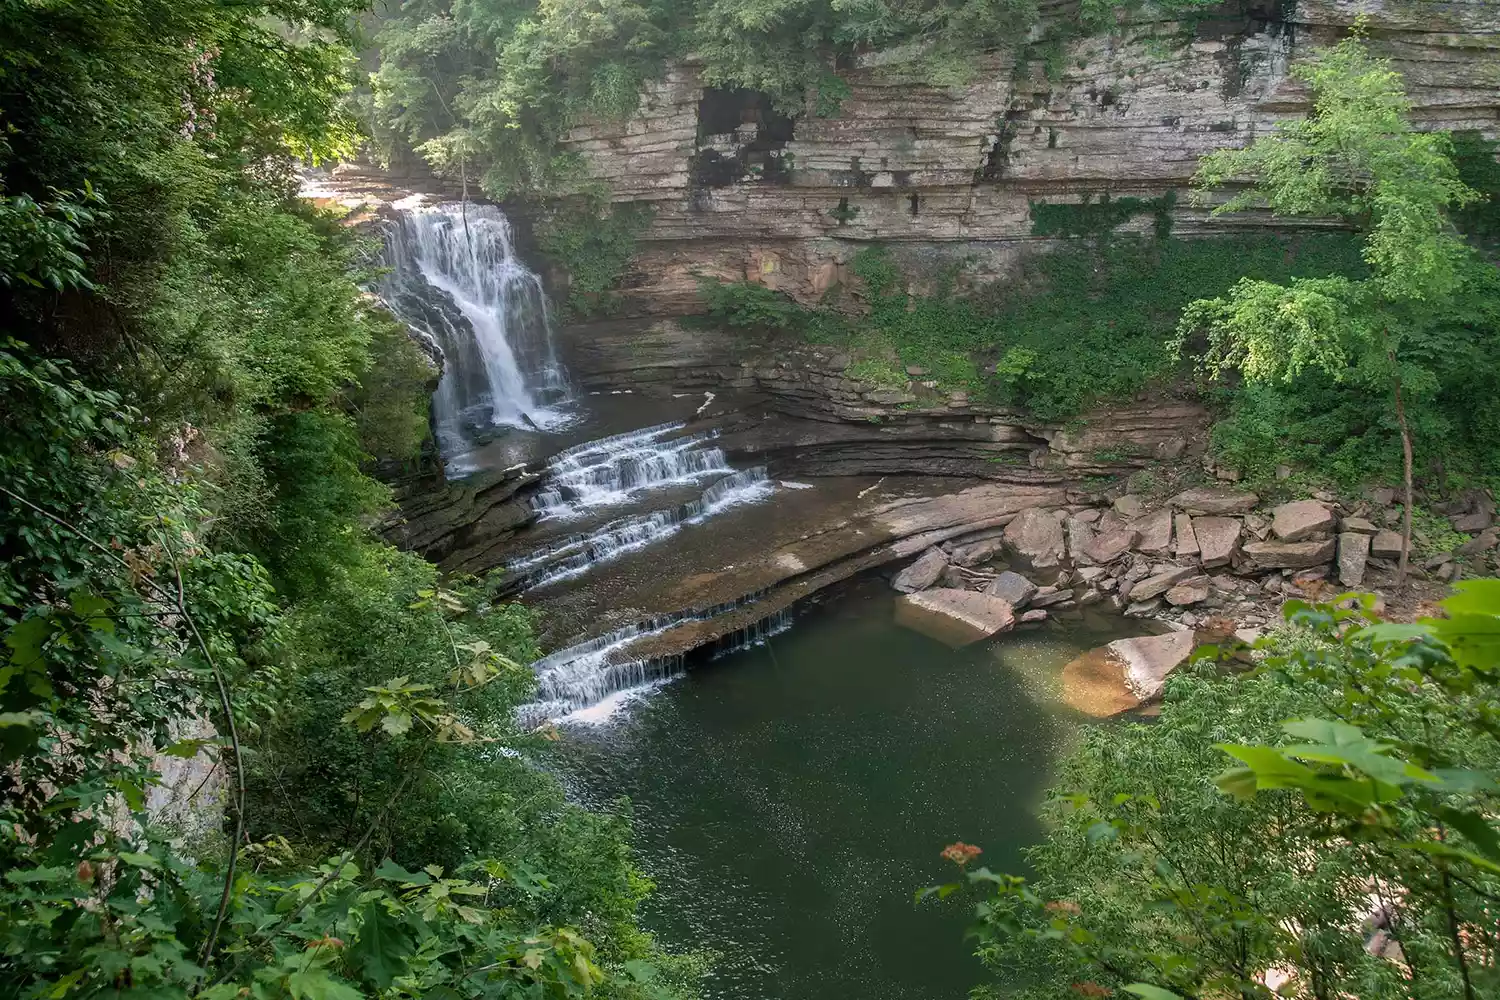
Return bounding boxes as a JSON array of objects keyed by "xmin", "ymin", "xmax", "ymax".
[{"xmin": 558, "ymin": 0, "xmax": 1500, "ymax": 312}]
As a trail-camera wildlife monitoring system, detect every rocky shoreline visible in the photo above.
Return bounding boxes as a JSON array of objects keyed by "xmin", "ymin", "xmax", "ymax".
[{"xmin": 883, "ymin": 483, "xmax": 1500, "ymax": 715}]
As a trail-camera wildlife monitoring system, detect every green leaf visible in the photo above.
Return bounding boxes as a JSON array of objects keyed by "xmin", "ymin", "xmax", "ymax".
[
  {"xmin": 286, "ymin": 969, "xmax": 363, "ymax": 1000},
  {"xmin": 1438, "ymin": 808, "xmax": 1500, "ymax": 863},
  {"xmin": 161, "ymin": 738, "xmax": 215, "ymax": 758},
  {"xmin": 380, "ymin": 712, "xmax": 412, "ymax": 736},
  {"xmin": 349, "ymin": 901, "xmax": 414, "ymax": 989},
  {"xmin": 117, "ymin": 851, "xmax": 160, "ymax": 870},
  {"xmin": 1123, "ymin": 986, "xmax": 1183, "ymax": 1000},
  {"xmin": 1280, "ymin": 718, "xmax": 1365, "ymax": 746},
  {"xmin": 914, "ymin": 883, "xmax": 960, "ymax": 904},
  {"xmin": 374, "ymin": 859, "xmax": 431, "ymax": 886},
  {"xmin": 1396, "ymin": 840, "xmax": 1500, "ymax": 876}
]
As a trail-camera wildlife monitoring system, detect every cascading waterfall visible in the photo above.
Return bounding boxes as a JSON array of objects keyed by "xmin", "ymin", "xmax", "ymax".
[
  {"xmin": 529, "ymin": 422, "xmax": 738, "ymax": 517},
  {"xmin": 380, "ymin": 202, "xmax": 570, "ymax": 466},
  {"xmin": 504, "ymin": 466, "xmax": 772, "ymax": 592},
  {"xmin": 520, "ymin": 599, "xmax": 793, "ymax": 725}
]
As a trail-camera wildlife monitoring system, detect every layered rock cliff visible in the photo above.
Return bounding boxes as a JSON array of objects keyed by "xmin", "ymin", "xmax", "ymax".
[{"xmin": 557, "ymin": 0, "xmax": 1500, "ymax": 312}]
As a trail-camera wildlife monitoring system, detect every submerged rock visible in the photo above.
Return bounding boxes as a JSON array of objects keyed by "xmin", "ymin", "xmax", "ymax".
[
  {"xmin": 892, "ymin": 547, "xmax": 948, "ymax": 593},
  {"xmin": 1061, "ymin": 631, "xmax": 1197, "ymax": 717},
  {"xmin": 893, "ymin": 588, "xmax": 1016, "ymax": 647}
]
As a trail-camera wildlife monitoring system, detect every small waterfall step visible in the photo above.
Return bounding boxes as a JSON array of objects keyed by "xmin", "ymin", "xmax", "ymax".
[
  {"xmin": 529, "ymin": 421, "xmax": 737, "ymax": 519},
  {"xmin": 504, "ymin": 467, "xmax": 772, "ymax": 593},
  {"xmin": 499, "ymin": 420, "xmax": 774, "ymax": 593},
  {"xmin": 520, "ymin": 599, "xmax": 794, "ymax": 725}
]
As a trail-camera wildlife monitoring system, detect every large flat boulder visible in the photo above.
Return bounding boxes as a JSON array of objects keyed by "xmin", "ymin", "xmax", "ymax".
[
  {"xmin": 1243, "ymin": 538, "xmax": 1336, "ymax": 569},
  {"xmin": 1169, "ymin": 487, "xmax": 1260, "ymax": 515},
  {"xmin": 1134, "ymin": 508, "xmax": 1174, "ymax": 556},
  {"xmin": 894, "ymin": 589, "xmax": 1016, "ymax": 647},
  {"xmin": 1127, "ymin": 565, "xmax": 1197, "ymax": 602},
  {"xmin": 1067, "ymin": 517, "xmax": 1096, "ymax": 564},
  {"xmin": 1084, "ymin": 527, "xmax": 1138, "ymax": 564},
  {"xmin": 892, "ymin": 547, "xmax": 948, "ymax": 593},
  {"xmin": 1194, "ymin": 517, "xmax": 1242, "ymax": 569},
  {"xmin": 1004, "ymin": 507, "xmax": 1065, "ymax": 570},
  {"xmin": 1271, "ymin": 500, "xmax": 1336, "ymax": 541},
  {"xmin": 1062, "ymin": 630, "xmax": 1197, "ymax": 716}
]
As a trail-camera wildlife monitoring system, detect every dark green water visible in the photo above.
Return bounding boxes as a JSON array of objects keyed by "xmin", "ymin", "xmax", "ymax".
[{"xmin": 555, "ymin": 579, "xmax": 1134, "ymax": 1000}]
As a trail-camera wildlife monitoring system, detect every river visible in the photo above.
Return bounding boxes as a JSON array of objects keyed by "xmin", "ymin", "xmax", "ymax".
[{"xmin": 555, "ymin": 576, "xmax": 1134, "ymax": 1000}]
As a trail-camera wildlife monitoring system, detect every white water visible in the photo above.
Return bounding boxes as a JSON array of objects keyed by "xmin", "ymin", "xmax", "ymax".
[
  {"xmin": 529, "ymin": 422, "xmax": 739, "ymax": 518},
  {"xmin": 525, "ymin": 607, "xmax": 793, "ymax": 726},
  {"xmin": 380, "ymin": 203, "xmax": 570, "ymax": 466},
  {"xmin": 506, "ymin": 466, "xmax": 773, "ymax": 591}
]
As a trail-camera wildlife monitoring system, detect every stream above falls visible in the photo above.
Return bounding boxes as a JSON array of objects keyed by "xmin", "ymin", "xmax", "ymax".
[{"xmin": 553, "ymin": 576, "xmax": 1137, "ymax": 1000}]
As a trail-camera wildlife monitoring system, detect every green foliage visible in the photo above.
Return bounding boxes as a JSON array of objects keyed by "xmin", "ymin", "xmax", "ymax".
[
  {"xmin": 932, "ymin": 583, "xmax": 1500, "ymax": 1000},
  {"xmin": 1029, "ymin": 191, "xmax": 1175, "ymax": 239},
  {"xmin": 0, "ymin": 1, "xmax": 697, "ymax": 995},
  {"xmin": 696, "ymin": 277, "xmax": 804, "ymax": 332},
  {"xmin": 536, "ymin": 201, "xmax": 655, "ymax": 317},
  {"xmin": 1179, "ymin": 33, "xmax": 1500, "ymax": 492},
  {"xmin": 1451, "ymin": 130, "xmax": 1500, "ymax": 247}
]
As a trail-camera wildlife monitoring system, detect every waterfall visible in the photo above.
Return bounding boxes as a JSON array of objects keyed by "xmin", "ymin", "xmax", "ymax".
[
  {"xmin": 519, "ymin": 599, "xmax": 792, "ymax": 725},
  {"xmin": 529, "ymin": 422, "xmax": 737, "ymax": 518},
  {"xmin": 504, "ymin": 466, "xmax": 772, "ymax": 592},
  {"xmin": 380, "ymin": 202, "xmax": 570, "ymax": 464}
]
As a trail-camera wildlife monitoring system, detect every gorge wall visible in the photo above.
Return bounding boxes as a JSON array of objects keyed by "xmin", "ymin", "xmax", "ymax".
[{"xmin": 556, "ymin": 0, "xmax": 1500, "ymax": 313}]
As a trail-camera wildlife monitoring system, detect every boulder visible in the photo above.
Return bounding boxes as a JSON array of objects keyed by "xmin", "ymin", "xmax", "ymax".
[
  {"xmin": 1004, "ymin": 507, "xmax": 1066, "ymax": 570},
  {"xmin": 1074, "ymin": 508, "xmax": 1102, "ymax": 525},
  {"xmin": 1243, "ymin": 538, "xmax": 1337, "ymax": 569},
  {"xmin": 1458, "ymin": 529, "xmax": 1499, "ymax": 555},
  {"xmin": 892, "ymin": 547, "xmax": 948, "ymax": 593},
  {"xmin": 986, "ymin": 570, "xmax": 1038, "ymax": 609},
  {"xmin": 1029, "ymin": 586, "xmax": 1074, "ymax": 609},
  {"xmin": 1061, "ymin": 631, "xmax": 1198, "ymax": 717},
  {"xmin": 1194, "ymin": 517, "xmax": 1242, "ymax": 569},
  {"xmin": 950, "ymin": 537, "xmax": 1005, "ymax": 567},
  {"xmin": 1173, "ymin": 513, "xmax": 1200, "ymax": 560},
  {"xmin": 1019, "ymin": 609, "xmax": 1049, "ymax": 623},
  {"xmin": 1341, "ymin": 516, "xmax": 1379, "ymax": 535},
  {"xmin": 1168, "ymin": 487, "xmax": 1260, "ymax": 515},
  {"xmin": 1127, "ymin": 565, "xmax": 1198, "ymax": 602},
  {"xmin": 1452, "ymin": 511, "xmax": 1494, "ymax": 533},
  {"xmin": 1271, "ymin": 500, "xmax": 1337, "ymax": 541},
  {"xmin": 1243, "ymin": 513, "xmax": 1272, "ymax": 540},
  {"xmin": 1084, "ymin": 527, "xmax": 1138, "ymax": 565},
  {"xmin": 1338, "ymin": 532, "xmax": 1371, "ymax": 588},
  {"xmin": 1371, "ymin": 530, "xmax": 1405, "ymax": 559},
  {"xmin": 894, "ymin": 589, "xmax": 1016, "ymax": 647},
  {"xmin": 1134, "ymin": 508, "xmax": 1174, "ymax": 556},
  {"xmin": 1367, "ymin": 486, "xmax": 1397, "ymax": 506},
  {"xmin": 1067, "ymin": 517, "xmax": 1097, "ymax": 564},
  {"xmin": 1165, "ymin": 579, "xmax": 1211, "ymax": 606},
  {"xmin": 1112, "ymin": 494, "xmax": 1146, "ymax": 519}
]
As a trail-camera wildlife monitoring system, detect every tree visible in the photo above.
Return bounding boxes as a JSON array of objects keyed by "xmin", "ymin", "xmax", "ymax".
[
  {"xmin": 927, "ymin": 580, "xmax": 1500, "ymax": 1000},
  {"xmin": 1175, "ymin": 29, "xmax": 1481, "ymax": 585}
]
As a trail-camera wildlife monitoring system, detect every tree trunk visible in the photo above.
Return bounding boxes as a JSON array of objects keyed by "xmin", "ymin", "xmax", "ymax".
[{"xmin": 1390, "ymin": 360, "xmax": 1414, "ymax": 588}]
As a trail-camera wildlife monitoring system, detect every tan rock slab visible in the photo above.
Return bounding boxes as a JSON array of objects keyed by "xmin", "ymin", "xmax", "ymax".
[
  {"xmin": 1194, "ymin": 516, "xmax": 1242, "ymax": 569},
  {"xmin": 1271, "ymin": 499, "xmax": 1337, "ymax": 541},
  {"xmin": 1243, "ymin": 538, "xmax": 1337, "ymax": 569},
  {"xmin": 894, "ymin": 588, "xmax": 1016, "ymax": 647},
  {"xmin": 1134, "ymin": 508, "xmax": 1174, "ymax": 556},
  {"xmin": 1061, "ymin": 631, "xmax": 1197, "ymax": 717},
  {"xmin": 1168, "ymin": 487, "xmax": 1260, "ymax": 515}
]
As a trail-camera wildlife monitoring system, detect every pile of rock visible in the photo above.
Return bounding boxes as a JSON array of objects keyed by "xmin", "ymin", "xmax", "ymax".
[{"xmin": 889, "ymin": 485, "xmax": 1499, "ymax": 633}]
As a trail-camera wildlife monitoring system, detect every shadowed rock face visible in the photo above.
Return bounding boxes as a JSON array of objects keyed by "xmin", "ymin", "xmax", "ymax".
[{"xmin": 551, "ymin": 0, "xmax": 1500, "ymax": 314}]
